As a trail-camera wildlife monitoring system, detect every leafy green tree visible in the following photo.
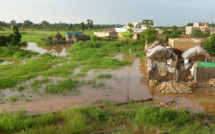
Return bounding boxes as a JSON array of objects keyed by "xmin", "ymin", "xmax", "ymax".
[
  {"xmin": 142, "ymin": 19, "xmax": 153, "ymax": 29},
  {"xmin": 121, "ymin": 31, "xmax": 133, "ymax": 45},
  {"xmin": 79, "ymin": 22, "xmax": 85, "ymax": 32},
  {"xmin": 162, "ymin": 29, "xmax": 169, "ymax": 34},
  {"xmin": 10, "ymin": 20, "xmax": 16, "ymax": 25},
  {"xmin": 69, "ymin": 24, "xmax": 73, "ymax": 30},
  {"xmin": 191, "ymin": 29, "xmax": 210, "ymax": 38},
  {"xmin": 204, "ymin": 34, "xmax": 215, "ymax": 56},
  {"xmin": 127, "ymin": 28, "xmax": 133, "ymax": 33},
  {"xmin": 140, "ymin": 27, "xmax": 157, "ymax": 44},
  {"xmin": 171, "ymin": 25, "xmax": 177, "ymax": 31},
  {"xmin": 127, "ymin": 23, "xmax": 134, "ymax": 28},
  {"xmin": 41, "ymin": 20, "xmax": 49, "ymax": 29},
  {"xmin": 23, "ymin": 20, "xmax": 33, "ymax": 28},
  {"xmin": 187, "ymin": 23, "xmax": 193, "ymax": 26},
  {"xmin": 11, "ymin": 25, "xmax": 21, "ymax": 45},
  {"xmin": 87, "ymin": 19, "xmax": 93, "ymax": 29}
]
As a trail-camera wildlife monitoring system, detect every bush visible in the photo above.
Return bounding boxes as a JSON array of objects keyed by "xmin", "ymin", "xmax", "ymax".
[{"xmin": 0, "ymin": 59, "xmax": 4, "ymax": 62}]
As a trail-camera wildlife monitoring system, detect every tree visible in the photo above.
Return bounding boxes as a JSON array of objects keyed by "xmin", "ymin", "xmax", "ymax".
[
  {"xmin": 121, "ymin": 31, "xmax": 133, "ymax": 45},
  {"xmin": 69, "ymin": 24, "xmax": 73, "ymax": 30},
  {"xmin": 11, "ymin": 25, "xmax": 21, "ymax": 45},
  {"xmin": 140, "ymin": 27, "xmax": 157, "ymax": 44},
  {"xmin": 204, "ymin": 34, "xmax": 215, "ymax": 56},
  {"xmin": 127, "ymin": 23, "xmax": 134, "ymax": 28},
  {"xmin": 79, "ymin": 22, "xmax": 85, "ymax": 32},
  {"xmin": 171, "ymin": 25, "xmax": 177, "ymax": 31},
  {"xmin": 87, "ymin": 19, "xmax": 93, "ymax": 29},
  {"xmin": 191, "ymin": 29, "xmax": 210, "ymax": 38},
  {"xmin": 41, "ymin": 20, "xmax": 49, "ymax": 29},
  {"xmin": 23, "ymin": 20, "xmax": 33, "ymax": 28},
  {"xmin": 142, "ymin": 19, "xmax": 153, "ymax": 29},
  {"xmin": 162, "ymin": 29, "xmax": 169, "ymax": 34},
  {"xmin": 187, "ymin": 23, "xmax": 193, "ymax": 26},
  {"xmin": 10, "ymin": 20, "xmax": 16, "ymax": 25}
]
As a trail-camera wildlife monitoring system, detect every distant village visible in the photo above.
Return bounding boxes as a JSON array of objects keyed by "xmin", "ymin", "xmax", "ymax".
[{"xmin": 93, "ymin": 22, "xmax": 215, "ymax": 94}]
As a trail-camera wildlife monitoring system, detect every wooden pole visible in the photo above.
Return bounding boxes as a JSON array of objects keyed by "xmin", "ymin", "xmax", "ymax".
[{"xmin": 173, "ymin": 56, "xmax": 178, "ymax": 82}]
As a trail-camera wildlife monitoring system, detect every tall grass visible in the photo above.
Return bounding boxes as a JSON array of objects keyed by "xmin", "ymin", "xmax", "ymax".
[
  {"xmin": 0, "ymin": 109, "xmax": 56, "ymax": 133},
  {"xmin": 60, "ymin": 107, "xmax": 115, "ymax": 134},
  {"xmin": 0, "ymin": 53, "xmax": 60, "ymax": 88}
]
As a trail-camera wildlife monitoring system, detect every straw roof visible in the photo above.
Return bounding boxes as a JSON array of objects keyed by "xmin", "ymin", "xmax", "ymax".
[
  {"xmin": 147, "ymin": 45, "xmax": 177, "ymax": 62},
  {"xmin": 182, "ymin": 46, "xmax": 212, "ymax": 61},
  {"xmin": 55, "ymin": 31, "xmax": 63, "ymax": 40}
]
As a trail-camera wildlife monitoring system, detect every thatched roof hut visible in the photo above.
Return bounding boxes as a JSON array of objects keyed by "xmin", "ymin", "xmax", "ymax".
[
  {"xmin": 147, "ymin": 45, "xmax": 177, "ymax": 62},
  {"xmin": 182, "ymin": 46, "xmax": 212, "ymax": 61},
  {"xmin": 55, "ymin": 31, "xmax": 63, "ymax": 40}
]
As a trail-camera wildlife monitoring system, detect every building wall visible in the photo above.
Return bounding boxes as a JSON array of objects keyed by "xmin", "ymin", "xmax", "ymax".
[
  {"xmin": 94, "ymin": 32, "xmax": 117, "ymax": 37},
  {"xmin": 118, "ymin": 32, "xmax": 140, "ymax": 40},
  {"xmin": 168, "ymin": 38, "xmax": 205, "ymax": 52},
  {"xmin": 197, "ymin": 67, "xmax": 215, "ymax": 82},
  {"xmin": 186, "ymin": 26, "xmax": 193, "ymax": 35},
  {"xmin": 186, "ymin": 22, "xmax": 210, "ymax": 35}
]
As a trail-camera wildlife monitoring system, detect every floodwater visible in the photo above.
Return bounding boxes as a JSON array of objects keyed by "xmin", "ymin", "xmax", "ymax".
[
  {"xmin": 0, "ymin": 53, "xmax": 215, "ymax": 115},
  {"xmin": 21, "ymin": 42, "xmax": 71, "ymax": 56}
]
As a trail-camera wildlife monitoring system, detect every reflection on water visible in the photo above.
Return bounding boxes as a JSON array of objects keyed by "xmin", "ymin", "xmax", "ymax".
[
  {"xmin": 21, "ymin": 42, "xmax": 71, "ymax": 56},
  {"xmin": 1, "ymin": 55, "xmax": 215, "ymax": 115}
]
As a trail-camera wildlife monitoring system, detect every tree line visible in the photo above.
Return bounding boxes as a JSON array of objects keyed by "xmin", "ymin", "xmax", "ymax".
[{"xmin": 0, "ymin": 19, "xmax": 123, "ymax": 31}]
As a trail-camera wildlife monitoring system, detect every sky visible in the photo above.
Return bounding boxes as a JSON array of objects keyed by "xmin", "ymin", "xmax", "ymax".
[{"xmin": 1, "ymin": 0, "xmax": 215, "ymax": 26}]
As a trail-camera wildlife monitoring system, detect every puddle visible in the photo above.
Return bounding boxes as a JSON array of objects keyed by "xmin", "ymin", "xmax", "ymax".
[
  {"xmin": 21, "ymin": 42, "xmax": 71, "ymax": 56},
  {"xmin": 0, "ymin": 56, "xmax": 215, "ymax": 115},
  {"xmin": 0, "ymin": 60, "xmax": 14, "ymax": 65}
]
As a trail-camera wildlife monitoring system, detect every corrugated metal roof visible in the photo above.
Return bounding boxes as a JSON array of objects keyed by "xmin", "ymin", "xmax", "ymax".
[{"xmin": 65, "ymin": 32, "xmax": 82, "ymax": 39}]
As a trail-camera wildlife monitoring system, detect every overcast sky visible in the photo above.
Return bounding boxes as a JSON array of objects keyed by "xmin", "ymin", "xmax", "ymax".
[{"xmin": 1, "ymin": 0, "xmax": 215, "ymax": 26}]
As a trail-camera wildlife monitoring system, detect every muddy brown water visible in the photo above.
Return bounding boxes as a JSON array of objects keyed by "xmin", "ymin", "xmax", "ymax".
[
  {"xmin": 21, "ymin": 42, "xmax": 71, "ymax": 56},
  {"xmin": 0, "ymin": 46, "xmax": 215, "ymax": 115}
]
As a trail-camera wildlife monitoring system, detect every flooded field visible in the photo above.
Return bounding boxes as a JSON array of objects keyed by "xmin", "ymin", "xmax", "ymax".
[
  {"xmin": 21, "ymin": 42, "xmax": 71, "ymax": 56},
  {"xmin": 0, "ymin": 43, "xmax": 215, "ymax": 115}
]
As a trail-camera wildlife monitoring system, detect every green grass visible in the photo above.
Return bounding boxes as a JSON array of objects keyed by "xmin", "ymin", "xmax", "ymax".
[
  {"xmin": 0, "ymin": 53, "xmax": 60, "ymax": 88},
  {"xmin": 30, "ymin": 78, "xmax": 49, "ymax": 88},
  {"xmin": 45, "ymin": 79, "xmax": 79, "ymax": 94},
  {"xmin": 67, "ymin": 40, "xmax": 143, "ymax": 73},
  {"xmin": 0, "ymin": 59, "xmax": 4, "ymax": 62},
  {"xmin": 97, "ymin": 74, "xmax": 112, "ymax": 79},
  {"xmin": 0, "ymin": 103, "xmax": 214, "ymax": 134},
  {"xmin": 60, "ymin": 107, "xmax": 115, "ymax": 134},
  {"xmin": 0, "ymin": 47, "xmax": 38, "ymax": 58},
  {"xmin": 17, "ymin": 85, "xmax": 25, "ymax": 91},
  {"xmin": 0, "ymin": 109, "xmax": 57, "ymax": 133},
  {"xmin": 42, "ymin": 62, "xmax": 77, "ymax": 78}
]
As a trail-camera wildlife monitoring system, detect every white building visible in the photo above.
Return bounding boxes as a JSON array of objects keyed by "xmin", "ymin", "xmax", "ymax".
[{"xmin": 115, "ymin": 22, "xmax": 147, "ymax": 33}]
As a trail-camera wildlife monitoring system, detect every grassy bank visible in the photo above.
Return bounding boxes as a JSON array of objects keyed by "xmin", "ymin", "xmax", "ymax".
[{"xmin": 0, "ymin": 103, "xmax": 214, "ymax": 134}]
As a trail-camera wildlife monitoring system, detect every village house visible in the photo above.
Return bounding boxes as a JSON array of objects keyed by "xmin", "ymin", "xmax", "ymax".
[
  {"xmin": 94, "ymin": 22, "xmax": 146, "ymax": 40},
  {"xmin": 146, "ymin": 45, "xmax": 178, "ymax": 81},
  {"xmin": 65, "ymin": 32, "xmax": 90, "ymax": 43},
  {"xmin": 168, "ymin": 38, "xmax": 206, "ymax": 56},
  {"xmin": 185, "ymin": 22, "xmax": 215, "ymax": 35},
  {"xmin": 94, "ymin": 28, "xmax": 118, "ymax": 38}
]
